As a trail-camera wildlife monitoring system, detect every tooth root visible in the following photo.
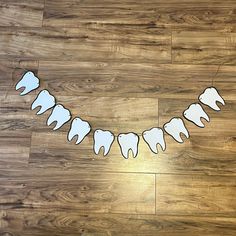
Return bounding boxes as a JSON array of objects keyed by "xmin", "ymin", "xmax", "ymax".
[
  {"xmin": 199, "ymin": 87, "xmax": 225, "ymax": 111},
  {"xmin": 94, "ymin": 130, "xmax": 115, "ymax": 156},
  {"xmin": 164, "ymin": 117, "xmax": 189, "ymax": 143},
  {"xmin": 15, "ymin": 71, "xmax": 40, "ymax": 96},
  {"xmin": 142, "ymin": 128, "xmax": 166, "ymax": 154},
  {"xmin": 118, "ymin": 133, "xmax": 139, "ymax": 159},
  {"xmin": 68, "ymin": 117, "xmax": 91, "ymax": 145},
  {"xmin": 183, "ymin": 103, "xmax": 210, "ymax": 128},
  {"xmin": 31, "ymin": 90, "xmax": 56, "ymax": 115},
  {"xmin": 47, "ymin": 104, "xmax": 71, "ymax": 130}
]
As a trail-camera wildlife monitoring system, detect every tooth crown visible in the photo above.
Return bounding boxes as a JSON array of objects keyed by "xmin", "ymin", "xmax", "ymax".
[
  {"xmin": 199, "ymin": 87, "xmax": 225, "ymax": 111},
  {"xmin": 47, "ymin": 104, "xmax": 71, "ymax": 130},
  {"xmin": 143, "ymin": 127, "xmax": 166, "ymax": 154},
  {"xmin": 31, "ymin": 90, "xmax": 56, "ymax": 115},
  {"xmin": 94, "ymin": 129, "xmax": 115, "ymax": 156},
  {"xmin": 68, "ymin": 117, "xmax": 91, "ymax": 144},
  {"xmin": 164, "ymin": 117, "xmax": 189, "ymax": 143},
  {"xmin": 183, "ymin": 103, "xmax": 210, "ymax": 128},
  {"xmin": 15, "ymin": 71, "xmax": 40, "ymax": 96},
  {"xmin": 118, "ymin": 133, "xmax": 139, "ymax": 159}
]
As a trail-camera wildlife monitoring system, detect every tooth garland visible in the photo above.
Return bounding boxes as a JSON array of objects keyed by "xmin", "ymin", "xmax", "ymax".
[
  {"xmin": 118, "ymin": 133, "xmax": 139, "ymax": 159},
  {"xmin": 199, "ymin": 87, "xmax": 225, "ymax": 111},
  {"xmin": 183, "ymin": 103, "xmax": 210, "ymax": 128},
  {"xmin": 142, "ymin": 128, "xmax": 166, "ymax": 154},
  {"xmin": 16, "ymin": 71, "xmax": 225, "ymax": 159},
  {"xmin": 94, "ymin": 129, "xmax": 115, "ymax": 156},
  {"xmin": 68, "ymin": 117, "xmax": 91, "ymax": 145},
  {"xmin": 47, "ymin": 104, "xmax": 71, "ymax": 130},
  {"xmin": 31, "ymin": 90, "xmax": 56, "ymax": 115},
  {"xmin": 15, "ymin": 71, "xmax": 40, "ymax": 96},
  {"xmin": 164, "ymin": 117, "xmax": 190, "ymax": 143}
]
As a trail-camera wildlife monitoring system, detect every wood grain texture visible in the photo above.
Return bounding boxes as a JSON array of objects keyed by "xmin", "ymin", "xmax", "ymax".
[
  {"xmin": 0, "ymin": 0, "xmax": 44, "ymax": 27},
  {"xmin": 0, "ymin": 0, "xmax": 236, "ymax": 235},
  {"xmin": 0, "ymin": 26, "xmax": 171, "ymax": 63},
  {"xmin": 43, "ymin": 0, "xmax": 236, "ymax": 31},
  {"xmin": 0, "ymin": 172, "xmax": 155, "ymax": 214},
  {"xmin": 1, "ymin": 210, "xmax": 236, "ymax": 236},
  {"xmin": 172, "ymin": 31, "xmax": 236, "ymax": 65}
]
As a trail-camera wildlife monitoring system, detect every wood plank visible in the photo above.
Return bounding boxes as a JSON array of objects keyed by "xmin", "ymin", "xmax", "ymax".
[
  {"xmin": 156, "ymin": 174, "xmax": 236, "ymax": 215},
  {"xmin": 0, "ymin": 60, "xmax": 39, "ymax": 96},
  {"xmin": 43, "ymin": 0, "xmax": 236, "ymax": 31},
  {"xmin": 0, "ymin": 131, "xmax": 30, "ymax": 168},
  {"xmin": 1, "ymin": 209, "xmax": 236, "ymax": 236},
  {"xmin": 0, "ymin": 60, "xmax": 38, "ymax": 168},
  {"xmin": 0, "ymin": 0, "xmax": 44, "ymax": 27},
  {"xmin": 38, "ymin": 62, "xmax": 226, "ymax": 98},
  {"xmin": 29, "ymin": 126, "xmax": 236, "ymax": 176},
  {"xmin": 0, "ymin": 26, "xmax": 171, "ymax": 63},
  {"xmin": 0, "ymin": 172, "xmax": 155, "ymax": 214},
  {"xmin": 172, "ymin": 31, "xmax": 236, "ymax": 65}
]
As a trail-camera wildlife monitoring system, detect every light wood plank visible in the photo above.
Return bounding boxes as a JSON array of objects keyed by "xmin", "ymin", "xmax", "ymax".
[
  {"xmin": 0, "ymin": 26, "xmax": 171, "ymax": 63},
  {"xmin": 156, "ymin": 174, "xmax": 236, "ymax": 215},
  {"xmin": 172, "ymin": 31, "xmax": 236, "ymax": 65},
  {"xmin": 0, "ymin": 172, "xmax": 155, "ymax": 214}
]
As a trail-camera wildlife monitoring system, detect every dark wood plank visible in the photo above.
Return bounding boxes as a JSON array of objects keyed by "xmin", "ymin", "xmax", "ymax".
[
  {"xmin": 0, "ymin": 26, "xmax": 171, "ymax": 63},
  {"xmin": 0, "ymin": 172, "xmax": 155, "ymax": 214},
  {"xmin": 0, "ymin": 0, "xmax": 44, "ymax": 27},
  {"xmin": 43, "ymin": 0, "xmax": 236, "ymax": 31},
  {"xmin": 1, "ymin": 209, "xmax": 236, "ymax": 236},
  {"xmin": 172, "ymin": 31, "xmax": 236, "ymax": 65},
  {"xmin": 156, "ymin": 174, "xmax": 236, "ymax": 215}
]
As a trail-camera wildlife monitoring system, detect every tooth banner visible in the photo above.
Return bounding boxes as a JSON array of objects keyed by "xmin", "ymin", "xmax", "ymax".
[
  {"xmin": 164, "ymin": 117, "xmax": 190, "ymax": 143},
  {"xmin": 183, "ymin": 103, "xmax": 210, "ymax": 128},
  {"xmin": 143, "ymin": 128, "xmax": 166, "ymax": 154},
  {"xmin": 31, "ymin": 90, "xmax": 56, "ymax": 115},
  {"xmin": 94, "ymin": 130, "xmax": 115, "ymax": 156},
  {"xmin": 15, "ymin": 71, "xmax": 225, "ymax": 159},
  {"xmin": 199, "ymin": 87, "xmax": 225, "ymax": 111},
  {"xmin": 15, "ymin": 71, "xmax": 40, "ymax": 96},
  {"xmin": 118, "ymin": 133, "xmax": 139, "ymax": 159},
  {"xmin": 68, "ymin": 117, "xmax": 91, "ymax": 145},
  {"xmin": 47, "ymin": 104, "xmax": 71, "ymax": 130}
]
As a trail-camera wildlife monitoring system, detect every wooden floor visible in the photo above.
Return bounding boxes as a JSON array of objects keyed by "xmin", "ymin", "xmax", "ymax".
[{"xmin": 0, "ymin": 0, "xmax": 236, "ymax": 235}]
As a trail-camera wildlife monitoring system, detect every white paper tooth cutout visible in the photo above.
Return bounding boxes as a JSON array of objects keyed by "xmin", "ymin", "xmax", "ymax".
[
  {"xmin": 47, "ymin": 104, "xmax": 71, "ymax": 130},
  {"xmin": 164, "ymin": 117, "xmax": 189, "ymax": 143},
  {"xmin": 31, "ymin": 90, "xmax": 56, "ymax": 115},
  {"xmin": 142, "ymin": 128, "xmax": 166, "ymax": 154},
  {"xmin": 15, "ymin": 71, "xmax": 40, "ymax": 96},
  {"xmin": 68, "ymin": 117, "xmax": 91, "ymax": 145},
  {"xmin": 118, "ymin": 133, "xmax": 139, "ymax": 159},
  {"xmin": 94, "ymin": 130, "xmax": 115, "ymax": 156},
  {"xmin": 183, "ymin": 103, "xmax": 210, "ymax": 128},
  {"xmin": 199, "ymin": 87, "xmax": 225, "ymax": 111}
]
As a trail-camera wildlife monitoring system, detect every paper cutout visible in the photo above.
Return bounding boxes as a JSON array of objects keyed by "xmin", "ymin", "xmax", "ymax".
[
  {"xmin": 183, "ymin": 103, "xmax": 210, "ymax": 128},
  {"xmin": 15, "ymin": 71, "xmax": 40, "ymax": 96},
  {"xmin": 118, "ymin": 133, "xmax": 139, "ymax": 159},
  {"xmin": 47, "ymin": 104, "xmax": 71, "ymax": 130},
  {"xmin": 68, "ymin": 117, "xmax": 91, "ymax": 145},
  {"xmin": 31, "ymin": 90, "xmax": 56, "ymax": 115},
  {"xmin": 142, "ymin": 127, "xmax": 166, "ymax": 154},
  {"xmin": 94, "ymin": 129, "xmax": 115, "ymax": 156},
  {"xmin": 199, "ymin": 87, "xmax": 225, "ymax": 111},
  {"xmin": 164, "ymin": 117, "xmax": 189, "ymax": 143}
]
